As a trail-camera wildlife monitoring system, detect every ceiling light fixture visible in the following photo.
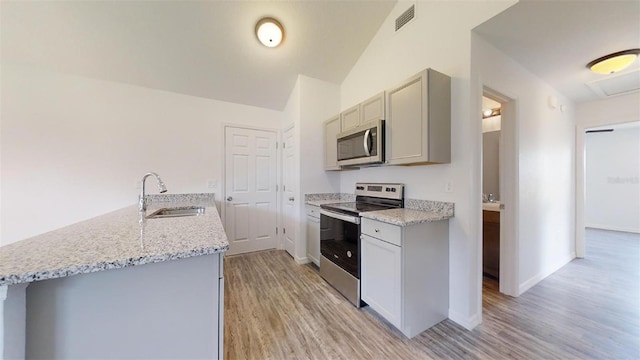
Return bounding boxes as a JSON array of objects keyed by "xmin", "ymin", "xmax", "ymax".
[
  {"xmin": 482, "ymin": 108, "xmax": 501, "ymax": 119},
  {"xmin": 255, "ymin": 17, "xmax": 284, "ymax": 48},
  {"xmin": 587, "ymin": 49, "xmax": 640, "ymax": 75}
]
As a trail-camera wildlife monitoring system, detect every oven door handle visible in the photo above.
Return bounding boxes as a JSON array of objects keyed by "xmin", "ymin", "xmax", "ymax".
[{"xmin": 320, "ymin": 209, "xmax": 361, "ymax": 224}]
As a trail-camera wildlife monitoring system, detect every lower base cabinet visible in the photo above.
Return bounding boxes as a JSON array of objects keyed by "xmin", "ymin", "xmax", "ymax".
[
  {"xmin": 306, "ymin": 205, "xmax": 321, "ymax": 266},
  {"xmin": 361, "ymin": 218, "xmax": 449, "ymax": 338}
]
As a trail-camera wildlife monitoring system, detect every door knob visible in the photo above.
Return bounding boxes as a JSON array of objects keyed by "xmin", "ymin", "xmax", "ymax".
[
  {"xmin": 289, "ymin": 197, "xmax": 295, "ymax": 202},
  {"xmin": 226, "ymin": 196, "xmax": 233, "ymax": 201}
]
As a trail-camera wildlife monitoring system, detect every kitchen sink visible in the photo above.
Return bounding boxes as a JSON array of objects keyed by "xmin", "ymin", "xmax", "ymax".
[{"xmin": 146, "ymin": 206, "xmax": 205, "ymax": 219}]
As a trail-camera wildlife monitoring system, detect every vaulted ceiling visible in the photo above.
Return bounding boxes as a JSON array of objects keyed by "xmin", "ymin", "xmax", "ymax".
[
  {"xmin": 3, "ymin": 1, "xmax": 639, "ymax": 110},
  {"xmin": 1, "ymin": 1, "xmax": 396, "ymax": 111}
]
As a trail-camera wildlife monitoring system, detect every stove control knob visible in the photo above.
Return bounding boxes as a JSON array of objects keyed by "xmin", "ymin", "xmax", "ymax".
[{"xmin": 385, "ymin": 187, "xmax": 391, "ymax": 192}]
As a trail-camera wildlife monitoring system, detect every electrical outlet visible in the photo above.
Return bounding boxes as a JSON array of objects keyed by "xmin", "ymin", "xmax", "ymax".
[
  {"xmin": 207, "ymin": 179, "xmax": 217, "ymax": 189},
  {"xmin": 445, "ymin": 182, "xmax": 453, "ymax": 193}
]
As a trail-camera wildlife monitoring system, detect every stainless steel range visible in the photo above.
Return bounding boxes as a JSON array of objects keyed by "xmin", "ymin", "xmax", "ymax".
[{"xmin": 319, "ymin": 183, "xmax": 404, "ymax": 307}]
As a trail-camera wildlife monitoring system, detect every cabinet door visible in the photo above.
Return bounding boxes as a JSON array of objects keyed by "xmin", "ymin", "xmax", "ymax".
[
  {"xmin": 386, "ymin": 71, "xmax": 427, "ymax": 165},
  {"xmin": 386, "ymin": 69, "xmax": 450, "ymax": 165},
  {"xmin": 361, "ymin": 234, "xmax": 402, "ymax": 328},
  {"xmin": 306, "ymin": 214, "xmax": 320, "ymax": 266},
  {"xmin": 340, "ymin": 104, "xmax": 360, "ymax": 132},
  {"xmin": 324, "ymin": 115, "xmax": 341, "ymax": 170},
  {"xmin": 361, "ymin": 92, "xmax": 385, "ymax": 124}
]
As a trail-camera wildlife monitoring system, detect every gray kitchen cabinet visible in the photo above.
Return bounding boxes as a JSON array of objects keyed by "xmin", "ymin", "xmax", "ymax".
[
  {"xmin": 385, "ymin": 68, "xmax": 451, "ymax": 165},
  {"xmin": 324, "ymin": 115, "xmax": 341, "ymax": 170},
  {"xmin": 306, "ymin": 204, "xmax": 321, "ymax": 266},
  {"xmin": 340, "ymin": 104, "xmax": 361, "ymax": 132},
  {"xmin": 360, "ymin": 91, "xmax": 385, "ymax": 125},
  {"xmin": 340, "ymin": 92, "xmax": 385, "ymax": 132},
  {"xmin": 360, "ymin": 217, "xmax": 449, "ymax": 338}
]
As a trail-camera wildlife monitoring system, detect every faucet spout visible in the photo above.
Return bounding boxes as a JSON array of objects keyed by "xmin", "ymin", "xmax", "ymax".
[{"xmin": 139, "ymin": 172, "xmax": 168, "ymax": 212}]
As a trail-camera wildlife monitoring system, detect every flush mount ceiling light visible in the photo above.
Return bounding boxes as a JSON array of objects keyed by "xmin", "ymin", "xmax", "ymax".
[
  {"xmin": 255, "ymin": 17, "xmax": 284, "ymax": 48},
  {"xmin": 482, "ymin": 108, "xmax": 501, "ymax": 119},
  {"xmin": 587, "ymin": 49, "xmax": 640, "ymax": 74}
]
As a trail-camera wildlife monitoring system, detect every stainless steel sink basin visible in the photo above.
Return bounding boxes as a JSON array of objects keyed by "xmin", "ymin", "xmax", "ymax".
[{"xmin": 146, "ymin": 206, "xmax": 205, "ymax": 219}]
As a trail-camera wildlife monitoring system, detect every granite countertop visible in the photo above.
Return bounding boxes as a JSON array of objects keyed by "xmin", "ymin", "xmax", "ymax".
[
  {"xmin": 361, "ymin": 208, "xmax": 453, "ymax": 226},
  {"xmin": 0, "ymin": 193, "xmax": 228, "ymax": 286},
  {"xmin": 305, "ymin": 193, "xmax": 454, "ymax": 226},
  {"xmin": 305, "ymin": 193, "xmax": 355, "ymax": 206}
]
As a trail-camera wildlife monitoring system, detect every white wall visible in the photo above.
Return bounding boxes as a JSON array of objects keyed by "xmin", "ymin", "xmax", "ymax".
[
  {"xmin": 282, "ymin": 75, "xmax": 340, "ymax": 262},
  {"xmin": 472, "ymin": 36, "xmax": 576, "ymax": 295},
  {"xmin": 585, "ymin": 126, "xmax": 640, "ymax": 233},
  {"xmin": 0, "ymin": 62, "xmax": 282, "ymax": 246},
  {"xmin": 338, "ymin": 0, "xmax": 516, "ymax": 329}
]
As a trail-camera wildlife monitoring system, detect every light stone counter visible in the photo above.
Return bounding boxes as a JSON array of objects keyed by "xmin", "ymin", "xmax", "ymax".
[
  {"xmin": 305, "ymin": 193, "xmax": 355, "ymax": 207},
  {"xmin": 361, "ymin": 208, "xmax": 453, "ymax": 226},
  {"xmin": 0, "ymin": 193, "xmax": 228, "ymax": 286},
  {"xmin": 306, "ymin": 193, "xmax": 454, "ymax": 226}
]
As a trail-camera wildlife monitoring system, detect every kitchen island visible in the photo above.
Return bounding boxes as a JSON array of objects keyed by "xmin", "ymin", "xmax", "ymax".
[{"xmin": 0, "ymin": 193, "xmax": 228, "ymax": 359}]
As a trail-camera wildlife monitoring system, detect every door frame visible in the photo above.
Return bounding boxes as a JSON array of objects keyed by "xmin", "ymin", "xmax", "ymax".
[
  {"xmin": 481, "ymin": 87, "xmax": 519, "ymax": 298},
  {"xmin": 221, "ymin": 123, "xmax": 282, "ymax": 250}
]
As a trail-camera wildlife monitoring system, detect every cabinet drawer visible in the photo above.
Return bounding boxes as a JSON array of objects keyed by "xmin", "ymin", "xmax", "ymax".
[
  {"xmin": 305, "ymin": 204, "xmax": 321, "ymax": 218},
  {"xmin": 483, "ymin": 210, "xmax": 500, "ymax": 223},
  {"xmin": 362, "ymin": 218, "xmax": 402, "ymax": 246}
]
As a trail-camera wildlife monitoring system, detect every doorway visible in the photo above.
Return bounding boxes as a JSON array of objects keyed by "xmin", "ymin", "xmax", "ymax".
[
  {"xmin": 223, "ymin": 125, "xmax": 278, "ymax": 255},
  {"xmin": 482, "ymin": 88, "xmax": 518, "ymax": 298},
  {"xmin": 481, "ymin": 95, "xmax": 501, "ymax": 284}
]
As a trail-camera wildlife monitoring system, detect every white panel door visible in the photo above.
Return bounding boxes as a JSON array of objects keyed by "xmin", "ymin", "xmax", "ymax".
[
  {"xmin": 283, "ymin": 127, "xmax": 296, "ymax": 257},
  {"xmin": 225, "ymin": 127, "xmax": 277, "ymax": 255}
]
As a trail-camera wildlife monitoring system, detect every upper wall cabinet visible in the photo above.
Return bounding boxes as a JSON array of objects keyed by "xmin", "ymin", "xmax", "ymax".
[
  {"xmin": 324, "ymin": 115, "xmax": 341, "ymax": 170},
  {"xmin": 340, "ymin": 104, "xmax": 360, "ymax": 132},
  {"xmin": 385, "ymin": 69, "xmax": 451, "ymax": 165},
  {"xmin": 340, "ymin": 92, "xmax": 385, "ymax": 132},
  {"xmin": 360, "ymin": 92, "xmax": 385, "ymax": 125}
]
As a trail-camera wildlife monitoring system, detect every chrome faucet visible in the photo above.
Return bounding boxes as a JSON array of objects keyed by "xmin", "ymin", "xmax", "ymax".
[{"xmin": 139, "ymin": 172, "xmax": 167, "ymax": 212}]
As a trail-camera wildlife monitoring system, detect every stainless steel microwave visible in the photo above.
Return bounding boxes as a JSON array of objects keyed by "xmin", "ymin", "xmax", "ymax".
[{"xmin": 337, "ymin": 119, "xmax": 384, "ymax": 167}]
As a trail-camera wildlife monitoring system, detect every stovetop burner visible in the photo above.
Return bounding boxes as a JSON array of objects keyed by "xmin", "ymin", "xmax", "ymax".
[{"xmin": 320, "ymin": 201, "xmax": 396, "ymax": 216}]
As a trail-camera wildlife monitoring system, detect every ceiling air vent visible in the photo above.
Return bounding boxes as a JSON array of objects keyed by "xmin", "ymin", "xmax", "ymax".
[{"xmin": 395, "ymin": 4, "xmax": 415, "ymax": 32}]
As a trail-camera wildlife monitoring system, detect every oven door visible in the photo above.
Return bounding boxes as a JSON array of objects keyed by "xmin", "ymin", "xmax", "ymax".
[{"xmin": 320, "ymin": 209, "xmax": 361, "ymax": 278}]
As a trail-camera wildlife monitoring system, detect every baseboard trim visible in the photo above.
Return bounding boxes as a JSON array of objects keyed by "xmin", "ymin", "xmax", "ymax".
[
  {"xmin": 586, "ymin": 224, "xmax": 639, "ymax": 234},
  {"xmin": 448, "ymin": 309, "xmax": 481, "ymax": 330},
  {"xmin": 295, "ymin": 256, "xmax": 310, "ymax": 265},
  {"xmin": 519, "ymin": 252, "xmax": 575, "ymax": 295}
]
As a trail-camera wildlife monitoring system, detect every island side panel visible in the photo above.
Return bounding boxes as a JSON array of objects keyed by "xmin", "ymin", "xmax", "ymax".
[
  {"xmin": 1, "ymin": 283, "xmax": 28, "ymax": 359},
  {"xmin": 26, "ymin": 253, "xmax": 221, "ymax": 359}
]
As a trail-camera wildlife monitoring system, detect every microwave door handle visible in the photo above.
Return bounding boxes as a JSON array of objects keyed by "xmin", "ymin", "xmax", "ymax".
[{"xmin": 363, "ymin": 129, "xmax": 371, "ymax": 156}]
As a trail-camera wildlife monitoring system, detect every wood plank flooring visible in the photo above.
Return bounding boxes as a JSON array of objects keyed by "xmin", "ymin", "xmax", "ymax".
[{"xmin": 224, "ymin": 229, "xmax": 639, "ymax": 359}]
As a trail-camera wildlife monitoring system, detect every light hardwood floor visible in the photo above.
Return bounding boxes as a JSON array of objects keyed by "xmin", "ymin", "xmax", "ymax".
[{"xmin": 224, "ymin": 229, "xmax": 639, "ymax": 359}]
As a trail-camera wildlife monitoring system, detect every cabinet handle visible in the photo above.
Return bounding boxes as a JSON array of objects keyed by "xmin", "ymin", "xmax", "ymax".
[{"xmin": 375, "ymin": 229, "xmax": 380, "ymax": 233}]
